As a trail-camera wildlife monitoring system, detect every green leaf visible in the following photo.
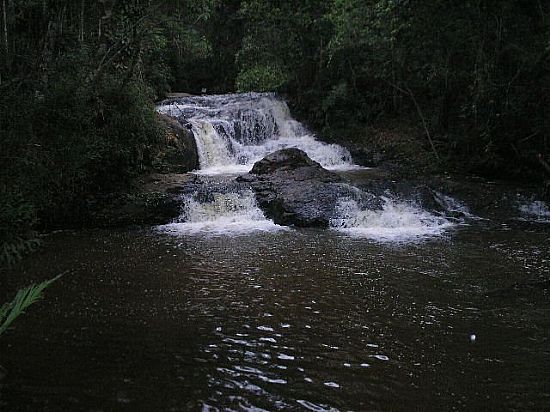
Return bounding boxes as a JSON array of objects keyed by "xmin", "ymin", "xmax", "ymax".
[{"xmin": 0, "ymin": 274, "xmax": 64, "ymax": 337}]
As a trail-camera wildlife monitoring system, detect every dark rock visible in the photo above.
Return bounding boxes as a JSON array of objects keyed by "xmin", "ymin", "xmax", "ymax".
[
  {"xmin": 249, "ymin": 148, "xmax": 342, "ymax": 183},
  {"xmin": 412, "ymin": 185, "xmax": 446, "ymax": 213},
  {"xmin": 157, "ymin": 113, "xmax": 199, "ymax": 172},
  {"xmin": 346, "ymin": 143, "xmax": 386, "ymax": 167},
  {"xmin": 355, "ymin": 179, "xmax": 447, "ymax": 214},
  {"xmin": 239, "ymin": 149, "xmax": 380, "ymax": 227},
  {"xmin": 85, "ymin": 192, "xmax": 181, "ymax": 228},
  {"xmin": 445, "ymin": 210, "xmax": 467, "ymax": 219}
]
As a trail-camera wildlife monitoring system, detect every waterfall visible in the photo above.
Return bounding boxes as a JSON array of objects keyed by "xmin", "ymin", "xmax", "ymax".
[
  {"xmin": 157, "ymin": 93, "xmax": 358, "ymax": 175},
  {"xmin": 518, "ymin": 200, "xmax": 550, "ymax": 223},
  {"xmin": 159, "ymin": 190, "xmax": 286, "ymax": 235},
  {"xmin": 330, "ymin": 197, "xmax": 452, "ymax": 242},
  {"xmin": 157, "ymin": 93, "xmax": 459, "ymax": 240}
]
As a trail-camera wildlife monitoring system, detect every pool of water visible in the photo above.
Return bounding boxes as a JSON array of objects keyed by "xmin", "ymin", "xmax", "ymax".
[{"xmin": 1, "ymin": 219, "xmax": 549, "ymax": 411}]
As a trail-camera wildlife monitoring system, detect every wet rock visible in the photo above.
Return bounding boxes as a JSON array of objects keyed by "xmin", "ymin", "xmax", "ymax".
[
  {"xmin": 355, "ymin": 179, "xmax": 449, "ymax": 215},
  {"xmin": 239, "ymin": 149, "xmax": 380, "ymax": 227},
  {"xmin": 156, "ymin": 113, "xmax": 199, "ymax": 173},
  {"xmin": 346, "ymin": 143, "xmax": 387, "ymax": 167},
  {"xmin": 249, "ymin": 148, "xmax": 341, "ymax": 182},
  {"xmin": 85, "ymin": 192, "xmax": 181, "ymax": 228},
  {"xmin": 445, "ymin": 210, "xmax": 467, "ymax": 219}
]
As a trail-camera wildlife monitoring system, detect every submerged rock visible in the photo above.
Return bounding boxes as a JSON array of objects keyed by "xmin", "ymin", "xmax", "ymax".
[
  {"xmin": 354, "ymin": 179, "xmax": 466, "ymax": 218},
  {"xmin": 239, "ymin": 148, "xmax": 380, "ymax": 227}
]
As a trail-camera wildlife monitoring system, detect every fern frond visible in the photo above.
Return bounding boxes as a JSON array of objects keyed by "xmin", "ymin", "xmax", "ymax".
[
  {"xmin": 0, "ymin": 274, "xmax": 63, "ymax": 336},
  {"xmin": 0, "ymin": 302, "xmax": 11, "ymax": 324}
]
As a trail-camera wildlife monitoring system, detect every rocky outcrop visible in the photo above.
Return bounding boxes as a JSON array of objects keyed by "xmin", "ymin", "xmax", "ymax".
[
  {"xmin": 82, "ymin": 191, "xmax": 182, "ymax": 228},
  {"xmin": 249, "ymin": 148, "xmax": 342, "ymax": 182},
  {"xmin": 156, "ymin": 113, "xmax": 199, "ymax": 172},
  {"xmin": 238, "ymin": 148, "xmax": 381, "ymax": 227}
]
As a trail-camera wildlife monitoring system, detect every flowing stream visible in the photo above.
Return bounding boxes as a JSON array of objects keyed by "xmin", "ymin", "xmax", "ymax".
[
  {"xmin": 157, "ymin": 93, "xmax": 357, "ymax": 175},
  {"xmin": 157, "ymin": 93, "xmax": 456, "ymax": 241},
  {"xmin": 1, "ymin": 94, "xmax": 549, "ymax": 411}
]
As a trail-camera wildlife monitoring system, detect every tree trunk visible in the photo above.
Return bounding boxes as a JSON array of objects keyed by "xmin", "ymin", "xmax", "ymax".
[
  {"xmin": 80, "ymin": 0, "xmax": 85, "ymax": 44},
  {"xmin": 2, "ymin": 0, "xmax": 7, "ymax": 56}
]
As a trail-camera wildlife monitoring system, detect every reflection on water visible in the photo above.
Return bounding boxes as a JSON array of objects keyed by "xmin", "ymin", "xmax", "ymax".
[{"xmin": 1, "ymin": 224, "xmax": 549, "ymax": 411}]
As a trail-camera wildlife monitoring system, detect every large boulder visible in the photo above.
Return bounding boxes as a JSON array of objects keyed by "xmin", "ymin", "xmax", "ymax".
[
  {"xmin": 249, "ymin": 148, "xmax": 341, "ymax": 182},
  {"xmin": 156, "ymin": 113, "xmax": 199, "ymax": 172},
  {"xmin": 238, "ymin": 149, "xmax": 380, "ymax": 227}
]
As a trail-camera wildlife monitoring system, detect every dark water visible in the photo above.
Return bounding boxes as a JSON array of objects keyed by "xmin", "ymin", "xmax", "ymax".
[{"xmin": 1, "ymin": 221, "xmax": 549, "ymax": 411}]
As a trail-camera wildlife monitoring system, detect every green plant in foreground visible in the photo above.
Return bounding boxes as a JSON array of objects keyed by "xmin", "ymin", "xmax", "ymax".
[{"xmin": 0, "ymin": 274, "xmax": 62, "ymax": 337}]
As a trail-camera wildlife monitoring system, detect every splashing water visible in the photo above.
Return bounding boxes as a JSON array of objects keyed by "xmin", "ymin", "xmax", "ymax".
[
  {"xmin": 157, "ymin": 93, "xmax": 458, "ymax": 241},
  {"xmin": 518, "ymin": 200, "xmax": 550, "ymax": 223},
  {"xmin": 435, "ymin": 192, "xmax": 477, "ymax": 219},
  {"xmin": 157, "ymin": 93, "xmax": 359, "ymax": 175},
  {"xmin": 330, "ymin": 197, "xmax": 453, "ymax": 242},
  {"xmin": 158, "ymin": 190, "xmax": 286, "ymax": 235}
]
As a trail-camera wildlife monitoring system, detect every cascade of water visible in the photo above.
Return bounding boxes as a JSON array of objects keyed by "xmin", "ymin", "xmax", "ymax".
[
  {"xmin": 157, "ymin": 93, "xmax": 358, "ymax": 175},
  {"xmin": 330, "ymin": 197, "xmax": 452, "ymax": 241},
  {"xmin": 518, "ymin": 200, "xmax": 550, "ymax": 223},
  {"xmin": 158, "ymin": 190, "xmax": 286, "ymax": 235},
  {"xmin": 157, "ymin": 92, "xmax": 460, "ymax": 241}
]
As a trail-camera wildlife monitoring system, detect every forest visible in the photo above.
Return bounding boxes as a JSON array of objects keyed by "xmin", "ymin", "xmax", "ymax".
[
  {"xmin": 1, "ymin": 0, "xmax": 549, "ymax": 264},
  {"xmin": 2, "ymin": 2, "xmax": 550, "ymax": 411}
]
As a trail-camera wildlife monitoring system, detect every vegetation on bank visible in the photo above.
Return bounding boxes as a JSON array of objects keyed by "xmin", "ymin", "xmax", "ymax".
[
  {"xmin": 235, "ymin": 0, "xmax": 549, "ymax": 180},
  {"xmin": 1, "ymin": 0, "xmax": 549, "ymax": 265}
]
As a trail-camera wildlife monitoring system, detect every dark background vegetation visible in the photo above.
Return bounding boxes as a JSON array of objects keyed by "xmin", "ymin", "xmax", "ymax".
[{"xmin": 1, "ymin": 0, "xmax": 549, "ymax": 265}]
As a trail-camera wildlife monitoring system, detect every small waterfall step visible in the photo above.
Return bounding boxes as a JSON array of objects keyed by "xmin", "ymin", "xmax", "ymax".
[
  {"xmin": 157, "ymin": 93, "xmax": 360, "ymax": 175},
  {"xmin": 156, "ymin": 94, "xmax": 469, "ymax": 241},
  {"xmin": 159, "ymin": 187, "xmax": 287, "ymax": 236}
]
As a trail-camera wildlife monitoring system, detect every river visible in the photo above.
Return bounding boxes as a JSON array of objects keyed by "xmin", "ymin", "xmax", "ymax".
[{"xmin": 1, "ymin": 94, "xmax": 549, "ymax": 411}]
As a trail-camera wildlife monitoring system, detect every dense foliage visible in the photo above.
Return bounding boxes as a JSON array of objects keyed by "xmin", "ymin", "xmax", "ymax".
[
  {"xmin": 1, "ymin": 0, "xmax": 549, "ymax": 264},
  {"xmin": 0, "ymin": 0, "xmax": 215, "ymax": 265},
  {"xmin": 236, "ymin": 0, "xmax": 550, "ymax": 178}
]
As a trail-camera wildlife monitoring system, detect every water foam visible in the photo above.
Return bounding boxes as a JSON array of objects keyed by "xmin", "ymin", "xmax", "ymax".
[
  {"xmin": 157, "ymin": 93, "xmax": 458, "ymax": 242},
  {"xmin": 518, "ymin": 200, "xmax": 550, "ymax": 223},
  {"xmin": 157, "ymin": 93, "xmax": 360, "ymax": 175},
  {"xmin": 330, "ymin": 197, "xmax": 452, "ymax": 242},
  {"xmin": 158, "ymin": 191, "xmax": 286, "ymax": 235},
  {"xmin": 435, "ymin": 192, "xmax": 480, "ymax": 220}
]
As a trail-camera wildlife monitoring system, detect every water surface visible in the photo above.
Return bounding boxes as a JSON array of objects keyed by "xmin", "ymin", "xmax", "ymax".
[{"xmin": 1, "ymin": 221, "xmax": 549, "ymax": 411}]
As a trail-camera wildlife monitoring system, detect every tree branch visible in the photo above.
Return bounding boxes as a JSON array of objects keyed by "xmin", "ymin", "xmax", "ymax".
[{"xmin": 384, "ymin": 80, "xmax": 440, "ymax": 160}]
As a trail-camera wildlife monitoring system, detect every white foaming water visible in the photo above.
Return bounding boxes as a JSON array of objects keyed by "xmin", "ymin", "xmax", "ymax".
[
  {"xmin": 157, "ymin": 93, "xmax": 359, "ymax": 175},
  {"xmin": 159, "ymin": 191, "xmax": 286, "ymax": 235},
  {"xmin": 330, "ymin": 197, "xmax": 453, "ymax": 242},
  {"xmin": 435, "ymin": 192, "xmax": 480, "ymax": 220},
  {"xmin": 518, "ymin": 200, "xmax": 550, "ymax": 223},
  {"xmin": 156, "ymin": 92, "xmax": 458, "ymax": 242}
]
